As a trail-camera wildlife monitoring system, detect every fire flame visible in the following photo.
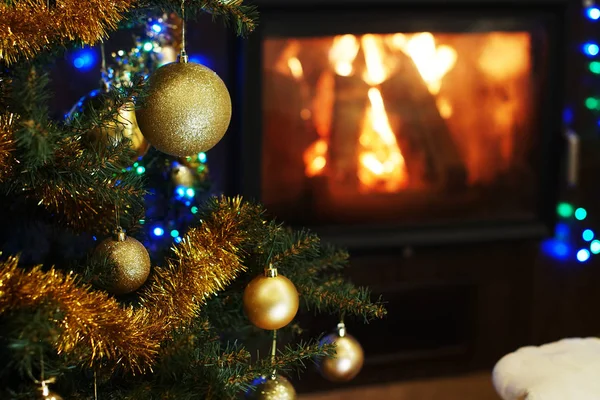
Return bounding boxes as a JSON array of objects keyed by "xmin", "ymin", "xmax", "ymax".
[
  {"xmin": 328, "ymin": 35, "xmax": 360, "ymax": 77},
  {"xmin": 358, "ymin": 88, "xmax": 408, "ymax": 191},
  {"xmin": 302, "ymin": 32, "xmax": 457, "ymax": 192},
  {"xmin": 391, "ymin": 32, "xmax": 457, "ymax": 95}
]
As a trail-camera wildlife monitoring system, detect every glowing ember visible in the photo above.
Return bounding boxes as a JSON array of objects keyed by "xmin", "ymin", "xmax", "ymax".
[
  {"xmin": 304, "ymin": 139, "xmax": 328, "ymax": 177},
  {"xmin": 287, "ymin": 57, "xmax": 304, "ymax": 79}
]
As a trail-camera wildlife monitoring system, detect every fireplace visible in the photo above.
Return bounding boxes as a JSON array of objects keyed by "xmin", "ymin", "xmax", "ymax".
[
  {"xmin": 232, "ymin": 0, "xmax": 566, "ymax": 248},
  {"xmin": 229, "ymin": 0, "xmax": 569, "ymax": 390}
]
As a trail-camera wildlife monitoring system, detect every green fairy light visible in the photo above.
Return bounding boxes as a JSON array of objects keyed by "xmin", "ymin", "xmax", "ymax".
[
  {"xmin": 556, "ymin": 202, "xmax": 574, "ymax": 218},
  {"xmin": 585, "ymin": 97, "xmax": 600, "ymax": 110},
  {"xmin": 136, "ymin": 166, "xmax": 145, "ymax": 174},
  {"xmin": 591, "ymin": 240, "xmax": 600, "ymax": 255},
  {"xmin": 590, "ymin": 61, "xmax": 600, "ymax": 75},
  {"xmin": 191, "ymin": 206, "xmax": 199, "ymax": 214}
]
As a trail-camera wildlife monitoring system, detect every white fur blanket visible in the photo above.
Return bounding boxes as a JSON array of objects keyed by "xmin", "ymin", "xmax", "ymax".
[{"xmin": 493, "ymin": 338, "xmax": 600, "ymax": 400}]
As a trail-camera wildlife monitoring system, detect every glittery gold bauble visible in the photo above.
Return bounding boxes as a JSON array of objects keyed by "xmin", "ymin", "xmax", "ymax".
[
  {"xmin": 247, "ymin": 375, "xmax": 296, "ymax": 400},
  {"xmin": 243, "ymin": 266, "xmax": 299, "ymax": 330},
  {"xmin": 68, "ymin": 91, "xmax": 150, "ymax": 161},
  {"xmin": 318, "ymin": 324, "xmax": 364, "ymax": 382},
  {"xmin": 135, "ymin": 60, "xmax": 232, "ymax": 157},
  {"xmin": 170, "ymin": 162, "xmax": 196, "ymax": 187},
  {"xmin": 93, "ymin": 228, "xmax": 151, "ymax": 295},
  {"xmin": 96, "ymin": 104, "xmax": 150, "ymax": 160}
]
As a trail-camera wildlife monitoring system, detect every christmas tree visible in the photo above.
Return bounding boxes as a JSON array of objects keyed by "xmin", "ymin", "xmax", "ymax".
[{"xmin": 0, "ymin": 1, "xmax": 386, "ymax": 399}]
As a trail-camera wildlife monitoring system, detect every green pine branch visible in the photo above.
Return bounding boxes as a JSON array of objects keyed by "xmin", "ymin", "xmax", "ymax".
[{"xmin": 144, "ymin": 0, "xmax": 259, "ymax": 36}]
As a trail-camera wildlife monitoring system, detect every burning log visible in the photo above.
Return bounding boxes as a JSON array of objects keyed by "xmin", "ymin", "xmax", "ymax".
[
  {"xmin": 380, "ymin": 51, "xmax": 467, "ymax": 190},
  {"xmin": 329, "ymin": 73, "xmax": 369, "ymax": 186}
]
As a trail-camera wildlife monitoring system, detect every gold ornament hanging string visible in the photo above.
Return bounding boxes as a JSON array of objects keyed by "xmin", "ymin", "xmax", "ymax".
[
  {"xmin": 270, "ymin": 329, "xmax": 278, "ymax": 379},
  {"xmin": 94, "ymin": 370, "xmax": 98, "ymax": 400},
  {"xmin": 179, "ymin": 0, "xmax": 188, "ymax": 62}
]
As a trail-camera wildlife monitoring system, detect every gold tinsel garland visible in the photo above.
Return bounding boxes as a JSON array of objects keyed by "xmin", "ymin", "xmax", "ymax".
[
  {"xmin": 0, "ymin": 0, "xmax": 134, "ymax": 65},
  {"xmin": 0, "ymin": 197, "xmax": 255, "ymax": 373},
  {"xmin": 0, "ymin": 113, "xmax": 17, "ymax": 183},
  {"xmin": 0, "ymin": 0, "xmax": 257, "ymax": 66},
  {"xmin": 0, "ymin": 256, "xmax": 158, "ymax": 372}
]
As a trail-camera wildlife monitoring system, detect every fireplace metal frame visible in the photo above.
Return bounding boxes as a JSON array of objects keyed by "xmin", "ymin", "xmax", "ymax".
[{"xmin": 229, "ymin": 0, "xmax": 570, "ymax": 248}]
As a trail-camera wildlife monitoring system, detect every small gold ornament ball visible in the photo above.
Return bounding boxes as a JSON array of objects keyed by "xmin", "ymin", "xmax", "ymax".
[
  {"xmin": 170, "ymin": 162, "xmax": 196, "ymax": 187},
  {"xmin": 101, "ymin": 104, "xmax": 151, "ymax": 160},
  {"xmin": 243, "ymin": 269, "xmax": 299, "ymax": 330},
  {"xmin": 135, "ymin": 61, "xmax": 232, "ymax": 157},
  {"xmin": 319, "ymin": 330, "xmax": 364, "ymax": 382},
  {"xmin": 247, "ymin": 375, "xmax": 296, "ymax": 400},
  {"xmin": 93, "ymin": 229, "xmax": 151, "ymax": 295}
]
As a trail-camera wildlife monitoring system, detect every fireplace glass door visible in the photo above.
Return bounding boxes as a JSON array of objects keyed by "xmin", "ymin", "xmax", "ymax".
[{"xmin": 261, "ymin": 29, "xmax": 546, "ymax": 226}]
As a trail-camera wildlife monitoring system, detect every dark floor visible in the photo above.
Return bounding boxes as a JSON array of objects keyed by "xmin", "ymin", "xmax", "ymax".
[{"xmin": 299, "ymin": 371, "xmax": 502, "ymax": 400}]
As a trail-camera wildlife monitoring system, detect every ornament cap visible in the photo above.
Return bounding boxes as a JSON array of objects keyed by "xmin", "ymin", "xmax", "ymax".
[
  {"xmin": 337, "ymin": 321, "xmax": 346, "ymax": 337},
  {"xmin": 264, "ymin": 264, "xmax": 278, "ymax": 278},
  {"xmin": 178, "ymin": 51, "xmax": 189, "ymax": 63},
  {"xmin": 113, "ymin": 226, "xmax": 127, "ymax": 242}
]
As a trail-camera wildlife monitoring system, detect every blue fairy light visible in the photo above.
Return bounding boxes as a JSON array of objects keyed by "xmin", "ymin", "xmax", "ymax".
[
  {"xmin": 151, "ymin": 23, "xmax": 163, "ymax": 33},
  {"xmin": 541, "ymin": 238, "xmax": 570, "ymax": 260},
  {"xmin": 72, "ymin": 48, "xmax": 97, "ymax": 71},
  {"xmin": 583, "ymin": 42, "xmax": 599, "ymax": 57},
  {"xmin": 153, "ymin": 227, "xmax": 165, "ymax": 237},
  {"xmin": 586, "ymin": 7, "xmax": 600, "ymax": 20}
]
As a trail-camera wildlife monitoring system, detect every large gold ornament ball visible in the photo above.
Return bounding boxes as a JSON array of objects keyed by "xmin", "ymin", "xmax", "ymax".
[
  {"xmin": 318, "ymin": 333, "xmax": 364, "ymax": 382},
  {"xmin": 243, "ymin": 274, "xmax": 299, "ymax": 330},
  {"xmin": 69, "ymin": 92, "xmax": 150, "ymax": 161},
  {"xmin": 247, "ymin": 375, "xmax": 296, "ymax": 400},
  {"xmin": 135, "ymin": 61, "xmax": 232, "ymax": 157},
  {"xmin": 93, "ymin": 232, "xmax": 151, "ymax": 295}
]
